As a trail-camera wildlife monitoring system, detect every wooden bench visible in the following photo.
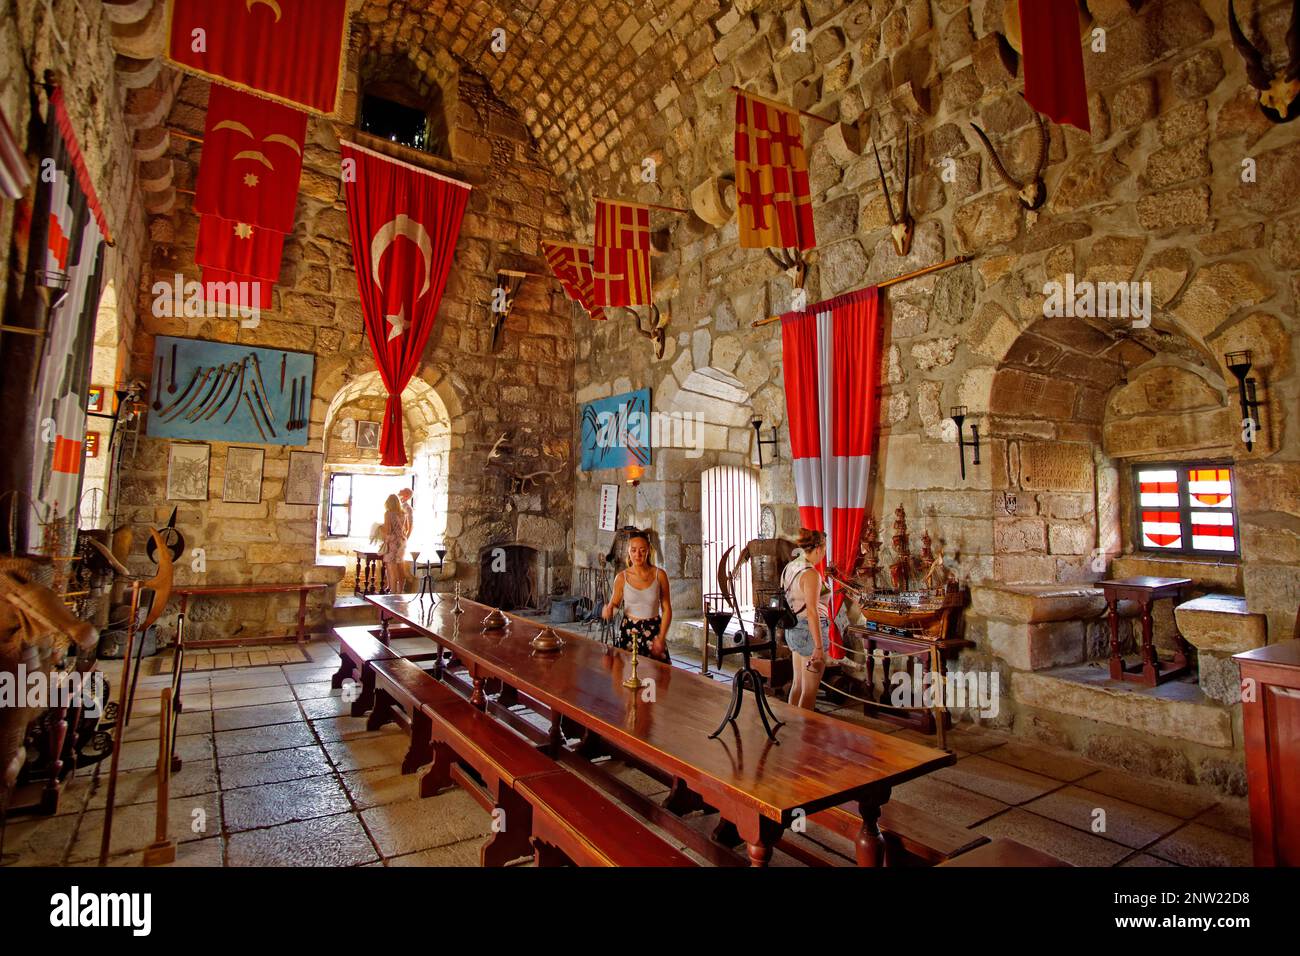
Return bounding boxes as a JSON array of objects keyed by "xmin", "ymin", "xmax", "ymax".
[
  {"xmin": 366, "ymin": 657, "xmax": 462, "ymax": 774},
  {"xmin": 330, "ymin": 626, "xmax": 398, "ymax": 717},
  {"xmin": 937, "ymin": 837, "xmax": 1071, "ymax": 867},
  {"xmin": 811, "ymin": 800, "xmax": 989, "ymax": 866},
  {"xmin": 173, "ymin": 582, "xmax": 329, "ymax": 646}
]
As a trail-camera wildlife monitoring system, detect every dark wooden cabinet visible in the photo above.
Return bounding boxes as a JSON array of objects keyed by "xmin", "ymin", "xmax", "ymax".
[{"xmin": 1234, "ymin": 640, "xmax": 1300, "ymax": 867}]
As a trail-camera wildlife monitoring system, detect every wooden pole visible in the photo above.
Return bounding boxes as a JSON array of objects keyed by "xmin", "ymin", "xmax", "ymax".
[
  {"xmin": 730, "ymin": 86, "xmax": 835, "ymax": 126},
  {"xmin": 141, "ymin": 687, "xmax": 176, "ymax": 866},
  {"xmin": 99, "ymin": 580, "xmax": 140, "ymax": 866},
  {"xmin": 168, "ymin": 128, "xmax": 203, "ymax": 144},
  {"xmin": 750, "ymin": 254, "xmax": 974, "ymax": 327}
]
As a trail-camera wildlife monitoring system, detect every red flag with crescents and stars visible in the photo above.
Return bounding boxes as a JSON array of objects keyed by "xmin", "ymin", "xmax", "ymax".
[
  {"xmin": 734, "ymin": 90, "xmax": 815, "ymax": 250},
  {"xmin": 166, "ymin": 0, "xmax": 350, "ymax": 115},
  {"xmin": 195, "ymin": 213, "xmax": 286, "ymax": 280},
  {"xmin": 195, "ymin": 84, "xmax": 306, "ymax": 232},
  {"xmin": 542, "ymin": 240, "xmax": 605, "ymax": 320}
]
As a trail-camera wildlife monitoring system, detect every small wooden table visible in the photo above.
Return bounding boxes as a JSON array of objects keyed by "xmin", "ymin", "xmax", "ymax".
[
  {"xmin": 1100, "ymin": 576, "xmax": 1193, "ymax": 686},
  {"xmin": 171, "ymin": 583, "xmax": 328, "ymax": 647},
  {"xmin": 353, "ymin": 551, "xmax": 385, "ymax": 595}
]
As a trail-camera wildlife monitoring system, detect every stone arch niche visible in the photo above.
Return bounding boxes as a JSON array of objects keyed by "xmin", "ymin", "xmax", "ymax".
[
  {"xmin": 80, "ymin": 279, "xmax": 121, "ymax": 530},
  {"xmin": 317, "ymin": 371, "xmax": 451, "ymax": 578},
  {"xmin": 987, "ymin": 314, "xmax": 1233, "ymax": 588}
]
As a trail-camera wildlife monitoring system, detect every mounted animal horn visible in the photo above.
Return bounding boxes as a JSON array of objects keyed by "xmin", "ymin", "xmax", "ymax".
[
  {"xmin": 623, "ymin": 304, "xmax": 669, "ymax": 360},
  {"xmin": 1229, "ymin": 0, "xmax": 1300, "ymax": 123},
  {"xmin": 873, "ymin": 126, "xmax": 913, "ymax": 256},
  {"xmin": 970, "ymin": 107, "xmax": 1049, "ymax": 210}
]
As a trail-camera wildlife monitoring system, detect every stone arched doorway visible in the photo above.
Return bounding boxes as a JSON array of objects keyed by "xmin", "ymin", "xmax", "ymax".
[{"xmin": 316, "ymin": 372, "xmax": 451, "ymax": 581}]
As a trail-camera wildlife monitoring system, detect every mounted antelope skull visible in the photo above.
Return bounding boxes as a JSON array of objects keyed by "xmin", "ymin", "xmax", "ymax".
[
  {"xmin": 625, "ymin": 304, "xmax": 669, "ymax": 360},
  {"xmin": 971, "ymin": 107, "xmax": 1049, "ymax": 210},
  {"xmin": 1229, "ymin": 0, "xmax": 1300, "ymax": 123},
  {"xmin": 873, "ymin": 126, "xmax": 913, "ymax": 256}
]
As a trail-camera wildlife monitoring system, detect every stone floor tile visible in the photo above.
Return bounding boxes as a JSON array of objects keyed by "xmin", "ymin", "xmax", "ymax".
[
  {"xmin": 1118, "ymin": 852, "xmax": 1179, "ymax": 867},
  {"xmin": 942, "ymin": 723, "xmax": 1010, "ymax": 754},
  {"xmin": 300, "ymin": 694, "xmax": 354, "ymax": 720},
  {"xmin": 209, "ymin": 685, "xmax": 297, "ymax": 710},
  {"xmin": 105, "ymin": 836, "xmax": 225, "ymax": 867},
  {"xmin": 387, "ymin": 837, "xmax": 486, "ymax": 867},
  {"xmin": 360, "ymin": 789, "xmax": 490, "ymax": 857},
  {"xmin": 222, "ymin": 774, "xmax": 352, "ymax": 832},
  {"xmin": 975, "ymin": 809, "xmax": 1131, "ymax": 867},
  {"xmin": 1190, "ymin": 800, "xmax": 1252, "ymax": 841},
  {"xmin": 68, "ymin": 792, "xmax": 222, "ymax": 862},
  {"xmin": 292, "ymin": 681, "xmax": 338, "ymax": 701},
  {"xmin": 1148, "ymin": 823, "xmax": 1253, "ymax": 867},
  {"xmin": 226, "ymin": 812, "xmax": 378, "ymax": 867},
  {"xmin": 212, "ymin": 701, "xmax": 305, "ymax": 732},
  {"xmin": 215, "ymin": 721, "xmax": 317, "ymax": 758},
  {"xmin": 310, "ymin": 714, "xmax": 391, "ymax": 742},
  {"xmin": 1024, "ymin": 785, "xmax": 1183, "ymax": 849},
  {"xmin": 216, "ymin": 744, "xmax": 334, "ymax": 789},
  {"xmin": 933, "ymin": 754, "xmax": 1063, "ymax": 805},
  {"xmin": 117, "ymin": 734, "xmax": 215, "ymax": 773},
  {"xmin": 282, "ymin": 665, "xmax": 339, "ymax": 685},
  {"xmin": 323, "ymin": 733, "xmax": 412, "ymax": 773},
  {"xmin": 982, "ymin": 741, "xmax": 1098, "ymax": 782},
  {"xmin": 121, "ymin": 709, "xmax": 213, "ymax": 743},
  {"xmin": 1074, "ymin": 769, "xmax": 1218, "ymax": 819},
  {"xmin": 0, "ymin": 814, "xmax": 79, "ymax": 866},
  {"xmin": 339, "ymin": 766, "xmax": 421, "ymax": 810},
  {"xmin": 86, "ymin": 759, "xmax": 221, "ymax": 810},
  {"xmin": 890, "ymin": 773, "xmax": 1010, "ymax": 828},
  {"xmin": 206, "ymin": 670, "xmax": 289, "ymax": 691}
]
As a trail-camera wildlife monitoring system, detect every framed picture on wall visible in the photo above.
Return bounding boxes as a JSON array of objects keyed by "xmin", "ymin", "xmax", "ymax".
[
  {"xmin": 87, "ymin": 386, "xmax": 105, "ymax": 414},
  {"xmin": 285, "ymin": 450, "xmax": 324, "ymax": 505},
  {"xmin": 222, "ymin": 446, "xmax": 265, "ymax": 504},
  {"xmin": 167, "ymin": 443, "xmax": 210, "ymax": 501},
  {"xmin": 356, "ymin": 420, "xmax": 380, "ymax": 450}
]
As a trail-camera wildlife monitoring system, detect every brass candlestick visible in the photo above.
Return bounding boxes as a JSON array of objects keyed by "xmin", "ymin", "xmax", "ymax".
[
  {"xmin": 452, "ymin": 582, "xmax": 464, "ymax": 615},
  {"xmin": 622, "ymin": 635, "xmax": 645, "ymax": 689}
]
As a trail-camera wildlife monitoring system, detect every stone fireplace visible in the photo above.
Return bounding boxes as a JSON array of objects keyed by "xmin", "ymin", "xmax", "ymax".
[{"xmin": 477, "ymin": 543, "xmax": 548, "ymax": 611}]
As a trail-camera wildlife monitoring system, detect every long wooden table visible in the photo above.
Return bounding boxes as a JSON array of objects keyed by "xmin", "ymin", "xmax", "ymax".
[{"xmin": 366, "ymin": 593, "xmax": 955, "ymax": 867}]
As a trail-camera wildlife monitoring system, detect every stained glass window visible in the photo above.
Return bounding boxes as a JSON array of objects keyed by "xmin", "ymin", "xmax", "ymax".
[{"xmin": 1135, "ymin": 464, "xmax": 1237, "ymax": 556}]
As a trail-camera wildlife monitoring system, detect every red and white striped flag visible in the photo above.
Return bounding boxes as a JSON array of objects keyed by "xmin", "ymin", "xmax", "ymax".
[
  {"xmin": 780, "ymin": 286, "xmax": 882, "ymax": 658},
  {"xmin": 542, "ymin": 240, "xmax": 604, "ymax": 320}
]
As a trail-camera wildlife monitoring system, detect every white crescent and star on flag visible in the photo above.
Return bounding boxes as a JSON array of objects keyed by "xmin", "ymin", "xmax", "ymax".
[{"xmin": 370, "ymin": 213, "xmax": 433, "ymax": 343}]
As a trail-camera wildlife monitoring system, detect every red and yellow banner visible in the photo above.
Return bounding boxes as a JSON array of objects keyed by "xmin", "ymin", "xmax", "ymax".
[
  {"xmin": 542, "ymin": 240, "xmax": 605, "ymax": 320},
  {"xmin": 734, "ymin": 90, "xmax": 815, "ymax": 250},
  {"xmin": 593, "ymin": 199, "xmax": 652, "ymax": 307}
]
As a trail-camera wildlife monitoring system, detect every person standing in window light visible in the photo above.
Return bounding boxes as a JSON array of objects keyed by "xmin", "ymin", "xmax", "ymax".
[
  {"xmin": 601, "ymin": 530, "xmax": 672, "ymax": 663},
  {"xmin": 378, "ymin": 493, "xmax": 410, "ymax": 593},
  {"xmin": 398, "ymin": 487, "xmax": 414, "ymax": 539}
]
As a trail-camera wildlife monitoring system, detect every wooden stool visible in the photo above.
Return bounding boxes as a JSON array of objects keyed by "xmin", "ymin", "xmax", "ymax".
[
  {"xmin": 354, "ymin": 550, "xmax": 385, "ymax": 595},
  {"xmin": 1100, "ymin": 576, "xmax": 1193, "ymax": 687}
]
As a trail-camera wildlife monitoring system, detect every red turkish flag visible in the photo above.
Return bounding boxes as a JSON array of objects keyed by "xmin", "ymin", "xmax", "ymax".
[
  {"xmin": 341, "ymin": 141, "xmax": 470, "ymax": 466},
  {"xmin": 195, "ymin": 84, "xmax": 306, "ymax": 232},
  {"xmin": 195, "ymin": 214, "xmax": 286, "ymax": 281},
  {"xmin": 167, "ymin": 0, "xmax": 349, "ymax": 115}
]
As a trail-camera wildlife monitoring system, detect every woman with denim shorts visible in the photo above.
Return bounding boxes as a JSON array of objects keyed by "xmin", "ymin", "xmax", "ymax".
[{"xmin": 780, "ymin": 528, "xmax": 829, "ymax": 710}]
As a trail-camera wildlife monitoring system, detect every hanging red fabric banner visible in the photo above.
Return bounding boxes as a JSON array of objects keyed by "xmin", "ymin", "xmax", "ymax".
[
  {"xmin": 780, "ymin": 286, "xmax": 882, "ymax": 659},
  {"xmin": 195, "ymin": 83, "xmax": 307, "ymax": 231},
  {"xmin": 542, "ymin": 240, "xmax": 605, "ymax": 320},
  {"xmin": 1019, "ymin": 0, "xmax": 1091, "ymax": 132},
  {"xmin": 166, "ymin": 0, "xmax": 350, "ymax": 115},
  {"xmin": 341, "ymin": 140, "xmax": 470, "ymax": 466}
]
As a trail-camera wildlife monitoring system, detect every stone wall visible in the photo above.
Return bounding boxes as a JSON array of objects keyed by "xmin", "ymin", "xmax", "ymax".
[
  {"xmin": 1, "ymin": 0, "xmax": 151, "ymax": 523},
  {"xmin": 557, "ymin": 0, "xmax": 1299, "ymax": 651},
  {"xmin": 117, "ymin": 46, "xmax": 578, "ymax": 641}
]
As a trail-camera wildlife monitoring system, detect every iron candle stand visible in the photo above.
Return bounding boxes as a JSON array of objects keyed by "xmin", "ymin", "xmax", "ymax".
[
  {"xmin": 1226, "ymin": 351, "xmax": 1263, "ymax": 450},
  {"xmin": 751, "ymin": 418, "xmax": 779, "ymax": 467}
]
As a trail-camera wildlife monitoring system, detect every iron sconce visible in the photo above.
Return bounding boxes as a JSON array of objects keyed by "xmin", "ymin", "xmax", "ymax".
[
  {"xmin": 950, "ymin": 406, "xmax": 981, "ymax": 480},
  {"xmin": 751, "ymin": 418, "xmax": 779, "ymax": 468},
  {"xmin": 1225, "ymin": 351, "xmax": 1263, "ymax": 451}
]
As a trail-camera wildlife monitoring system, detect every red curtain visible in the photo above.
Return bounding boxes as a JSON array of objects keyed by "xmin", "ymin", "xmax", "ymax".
[
  {"xmin": 1020, "ymin": 0, "xmax": 1091, "ymax": 132},
  {"xmin": 780, "ymin": 286, "xmax": 881, "ymax": 658},
  {"xmin": 341, "ymin": 141, "xmax": 469, "ymax": 466}
]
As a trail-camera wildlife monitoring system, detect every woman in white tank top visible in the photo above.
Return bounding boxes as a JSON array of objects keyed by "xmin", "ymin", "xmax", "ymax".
[{"xmin": 601, "ymin": 530, "xmax": 673, "ymax": 662}]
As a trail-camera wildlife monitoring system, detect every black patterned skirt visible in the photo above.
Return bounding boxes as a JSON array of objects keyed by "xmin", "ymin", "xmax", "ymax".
[{"xmin": 616, "ymin": 615, "xmax": 671, "ymax": 663}]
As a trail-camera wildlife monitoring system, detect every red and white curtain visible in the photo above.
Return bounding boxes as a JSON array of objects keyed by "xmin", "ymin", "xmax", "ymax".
[
  {"xmin": 341, "ymin": 141, "xmax": 469, "ymax": 466},
  {"xmin": 780, "ymin": 286, "xmax": 882, "ymax": 658}
]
